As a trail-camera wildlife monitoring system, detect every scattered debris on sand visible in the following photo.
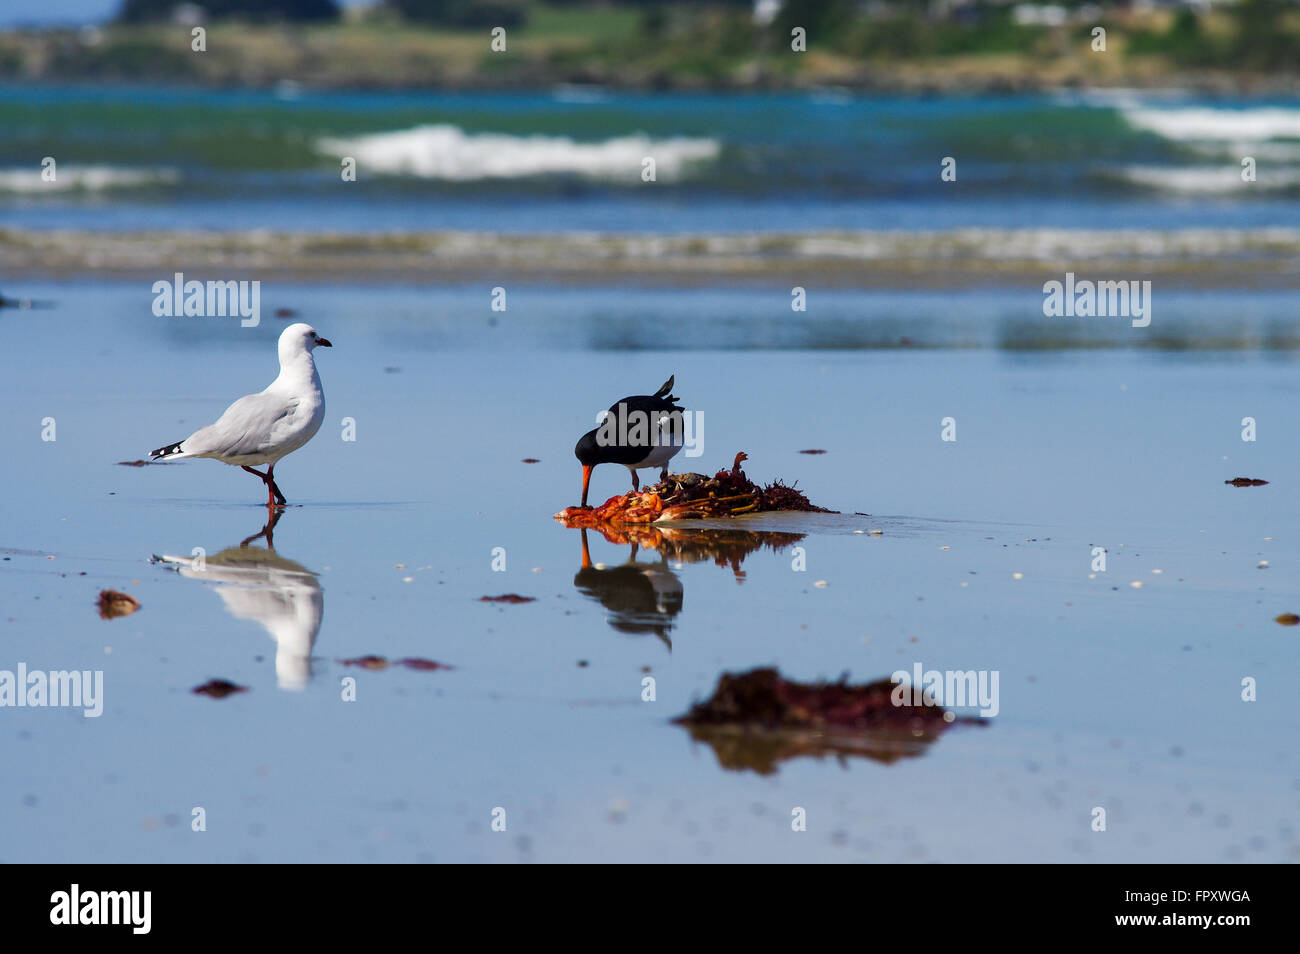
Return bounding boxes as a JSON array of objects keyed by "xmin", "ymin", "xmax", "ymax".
[
  {"xmin": 673, "ymin": 667, "xmax": 976, "ymax": 774},
  {"xmin": 557, "ymin": 452, "xmax": 835, "ymax": 527},
  {"xmin": 192, "ymin": 679, "xmax": 247, "ymax": 699},
  {"xmin": 521, "ymin": 458, "xmax": 540, "ymax": 464},
  {"xmin": 97, "ymin": 589, "xmax": 140, "ymax": 620},
  {"xmin": 799, "ymin": 449, "xmax": 827, "ymax": 455},
  {"xmin": 338, "ymin": 656, "xmax": 452, "ymax": 671},
  {"xmin": 1275, "ymin": 613, "xmax": 1299, "ymax": 626},
  {"xmin": 479, "ymin": 594, "xmax": 536, "ymax": 604},
  {"xmin": 397, "ymin": 657, "xmax": 452, "ymax": 671},
  {"xmin": 1225, "ymin": 477, "xmax": 1269, "ymax": 487},
  {"xmin": 340, "ymin": 655, "xmax": 389, "ymax": 670}
]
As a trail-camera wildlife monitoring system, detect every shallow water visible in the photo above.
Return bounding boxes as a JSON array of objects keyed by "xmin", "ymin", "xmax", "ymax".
[{"xmin": 1, "ymin": 281, "xmax": 1298, "ymax": 862}]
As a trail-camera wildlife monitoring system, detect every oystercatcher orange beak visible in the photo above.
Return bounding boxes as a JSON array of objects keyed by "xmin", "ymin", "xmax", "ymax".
[{"xmin": 580, "ymin": 464, "xmax": 594, "ymax": 508}]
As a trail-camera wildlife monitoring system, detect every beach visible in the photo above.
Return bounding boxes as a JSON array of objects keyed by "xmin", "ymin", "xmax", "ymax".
[
  {"xmin": 1, "ymin": 75, "xmax": 1299, "ymax": 863},
  {"xmin": 1, "ymin": 277, "xmax": 1298, "ymax": 862}
]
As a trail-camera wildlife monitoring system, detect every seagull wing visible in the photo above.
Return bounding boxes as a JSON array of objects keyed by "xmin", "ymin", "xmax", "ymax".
[{"xmin": 184, "ymin": 391, "xmax": 299, "ymax": 460}]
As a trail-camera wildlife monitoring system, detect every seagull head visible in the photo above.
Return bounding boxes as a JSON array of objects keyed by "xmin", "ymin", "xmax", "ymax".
[{"xmin": 280, "ymin": 322, "xmax": 333, "ymax": 356}]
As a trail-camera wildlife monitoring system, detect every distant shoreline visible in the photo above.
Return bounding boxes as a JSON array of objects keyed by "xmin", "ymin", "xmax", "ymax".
[
  {"xmin": 2, "ymin": 21, "xmax": 1298, "ymax": 96},
  {"xmin": 6, "ymin": 227, "xmax": 1299, "ymax": 289}
]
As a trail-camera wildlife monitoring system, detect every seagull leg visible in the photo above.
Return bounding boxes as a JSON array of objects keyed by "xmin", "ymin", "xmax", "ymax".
[
  {"xmin": 242, "ymin": 464, "xmax": 270, "ymax": 488},
  {"xmin": 242, "ymin": 465, "xmax": 286, "ymax": 509},
  {"xmin": 266, "ymin": 464, "xmax": 287, "ymax": 507},
  {"xmin": 631, "ymin": 470, "xmax": 640, "ymax": 492},
  {"xmin": 659, "ymin": 466, "xmax": 669, "ymax": 484}
]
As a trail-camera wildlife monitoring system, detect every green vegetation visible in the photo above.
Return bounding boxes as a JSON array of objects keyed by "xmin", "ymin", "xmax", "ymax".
[
  {"xmin": 385, "ymin": 0, "xmax": 530, "ymax": 28},
  {"xmin": 118, "ymin": 0, "xmax": 340, "ymax": 21},
  {"xmin": 1, "ymin": 2, "xmax": 1297, "ymax": 91}
]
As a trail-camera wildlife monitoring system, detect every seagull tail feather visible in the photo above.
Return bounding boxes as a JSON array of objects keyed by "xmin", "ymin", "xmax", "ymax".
[{"xmin": 150, "ymin": 440, "xmax": 189, "ymax": 461}]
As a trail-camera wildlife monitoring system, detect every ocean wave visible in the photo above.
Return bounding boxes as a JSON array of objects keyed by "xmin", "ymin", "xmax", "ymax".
[
  {"xmin": 1113, "ymin": 165, "xmax": 1300, "ymax": 194},
  {"xmin": 1122, "ymin": 106, "xmax": 1300, "ymax": 142},
  {"xmin": 315, "ymin": 124, "xmax": 720, "ymax": 182},
  {"xmin": 0, "ymin": 165, "xmax": 179, "ymax": 194}
]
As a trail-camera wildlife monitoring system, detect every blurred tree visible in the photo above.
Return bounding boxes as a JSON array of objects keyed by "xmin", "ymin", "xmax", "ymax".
[
  {"xmin": 385, "ymin": 0, "xmax": 529, "ymax": 28},
  {"xmin": 774, "ymin": 0, "xmax": 861, "ymax": 39},
  {"xmin": 118, "ymin": 0, "xmax": 339, "ymax": 21},
  {"xmin": 1232, "ymin": 0, "xmax": 1300, "ymax": 70}
]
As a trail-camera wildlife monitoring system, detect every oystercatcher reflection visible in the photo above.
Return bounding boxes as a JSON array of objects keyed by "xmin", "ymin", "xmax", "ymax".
[{"xmin": 574, "ymin": 375, "xmax": 685, "ymax": 507}]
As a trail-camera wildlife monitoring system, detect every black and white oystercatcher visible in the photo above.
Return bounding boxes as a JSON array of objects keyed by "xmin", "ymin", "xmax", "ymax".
[
  {"xmin": 149, "ymin": 323, "xmax": 332, "ymax": 508},
  {"xmin": 574, "ymin": 375, "xmax": 685, "ymax": 507}
]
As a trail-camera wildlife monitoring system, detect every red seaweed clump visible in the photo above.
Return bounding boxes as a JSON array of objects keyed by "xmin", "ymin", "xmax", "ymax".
[
  {"xmin": 339, "ymin": 655, "xmax": 390, "ymax": 670},
  {"xmin": 673, "ymin": 667, "xmax": 971, "ymax": 774},
  {"xmin": 1225, "ymin": 477, "xmax": 1268, "ymax": 487},
  {"xmin": 676, "ymin": 667, "xmax": 950, "ymax": 732},
  {"xmin": 97, "ymin": 589, "xmax": 141, "ymax": 620},
  {"xmin": 557, "ymin": 452, "xmax": 834, "ymax": 527},
  {"xmin": 479, "ymin": 594, "xmax": 536, "ymax": 604},
  {"xmin": 192, "ymin": 679, "xmax": 247, "ymax": 699},
  {"xmin": 338, "ymin": 656, "xmax": 452, "ymax": 671},
  {"xmin": 397, "ymin": 657, "xmax": 453, "ymax": 671}
]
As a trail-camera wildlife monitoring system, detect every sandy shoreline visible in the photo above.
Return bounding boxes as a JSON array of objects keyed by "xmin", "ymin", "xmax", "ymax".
[{"xmin": 6, "ymin": 227, "xmax": 1300, "ymax": 289}]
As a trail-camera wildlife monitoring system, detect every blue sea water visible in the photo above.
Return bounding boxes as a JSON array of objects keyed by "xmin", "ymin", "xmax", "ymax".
[{"xmin": 3, "ymin": 85, "xmax": 1300, "ymax": 233}]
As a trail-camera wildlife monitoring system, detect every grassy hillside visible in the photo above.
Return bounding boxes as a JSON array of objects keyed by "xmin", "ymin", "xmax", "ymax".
[{"xmin": 2, "ymin": 3, "xmax": 1298, "ymax": 92}]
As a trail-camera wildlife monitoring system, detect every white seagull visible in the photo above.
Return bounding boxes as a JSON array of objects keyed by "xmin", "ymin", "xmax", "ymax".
[{"xmin": 150, "ymin": 322, "xmax": 332, "ymax": 507}]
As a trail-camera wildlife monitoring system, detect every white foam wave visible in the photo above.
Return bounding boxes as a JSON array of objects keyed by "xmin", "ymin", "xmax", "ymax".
[
  {"xmin": 0, "ymin": 165, "xmax": 179, "ymax": 194},
  {"xmin": 1122, "ymin": 106, "xmax": 1300, "ymax": 142},
  {"xmin": 1116, "ymin": 165, "xmax": 1300, "ymax": 194},
  {"xmin": 315, "ymin": 124, "xmax": 720, "ymax": 182}
]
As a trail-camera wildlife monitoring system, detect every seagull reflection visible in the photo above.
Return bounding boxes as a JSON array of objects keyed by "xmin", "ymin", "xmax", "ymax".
[
  {"xmin": 572, "ymin": 525, "xmax": 807, "ymax": 648},
  {"xmin": 151, "ymin": 510, "xmax": 322, "ymax": 690}
]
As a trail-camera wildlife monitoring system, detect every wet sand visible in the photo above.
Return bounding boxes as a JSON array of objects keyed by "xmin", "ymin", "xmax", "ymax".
[
  {"xmin": 6, "ymin": 227, "xmax": 1300, "ymax": 290},
  {"xmin": 0, "ymin": 281, "xmax": 1297, "ymax": 862}
]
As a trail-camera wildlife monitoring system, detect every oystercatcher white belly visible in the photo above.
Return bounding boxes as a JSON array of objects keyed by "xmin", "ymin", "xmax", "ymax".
[{"xmin": 625, "ymin": 438, "xmax": 682, "ymax": 473}]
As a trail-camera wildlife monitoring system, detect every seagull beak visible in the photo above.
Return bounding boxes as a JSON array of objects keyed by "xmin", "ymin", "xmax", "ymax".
[
  {"xmin": 316, "ymin": 337, "xmax": 333, "ymax": 348},
  {"xmin": 580, "ymin": 464, "xmax": 594, "ymax": 508}
]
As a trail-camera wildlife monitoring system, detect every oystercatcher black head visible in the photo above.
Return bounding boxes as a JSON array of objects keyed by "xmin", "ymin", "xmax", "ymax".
[{"xmin": 575, "ymin": 375, "xmax": 685, "ymax": 507}]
